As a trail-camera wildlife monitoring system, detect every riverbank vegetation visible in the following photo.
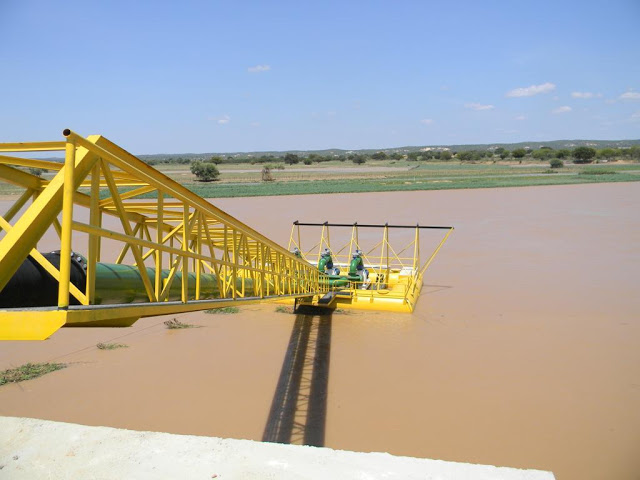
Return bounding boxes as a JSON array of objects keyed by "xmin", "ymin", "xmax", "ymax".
[{"xmin": 0, "ymin": 363, "xmax": 67, "ymax": 386}]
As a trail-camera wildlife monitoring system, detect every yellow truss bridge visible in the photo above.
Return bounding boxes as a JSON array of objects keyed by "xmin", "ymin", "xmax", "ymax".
[{"xmin": 0, "ymin": 130, "xmax": 452, "ymax": 340}]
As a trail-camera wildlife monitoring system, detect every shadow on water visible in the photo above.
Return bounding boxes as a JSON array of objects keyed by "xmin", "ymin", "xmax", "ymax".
[{"xmin": 262, "ymin": 306, "xmax": 332, "ymax": 447}]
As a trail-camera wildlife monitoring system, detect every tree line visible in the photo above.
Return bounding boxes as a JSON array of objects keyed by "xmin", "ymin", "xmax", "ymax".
[{"xmin": 179, "ymin": 146, "xmax": 640, "ymax": 181}]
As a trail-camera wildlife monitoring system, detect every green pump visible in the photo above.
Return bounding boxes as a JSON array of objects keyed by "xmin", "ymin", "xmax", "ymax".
[
  {"xmin": 348, "ymin": 250, "xmax": 369, "ymax": 286},
  {"xmin": 318, "ymin": 248, "xmax": 334, "ymax": 273},
  {"xmin": 348, "ymin": 254, "xmax": 364, "ymax": 276}
]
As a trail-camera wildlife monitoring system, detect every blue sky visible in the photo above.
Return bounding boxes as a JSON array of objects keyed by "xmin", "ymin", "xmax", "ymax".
[{"xmin": 1, "ymin": 0, "xmax": 639, "ymax": 154}]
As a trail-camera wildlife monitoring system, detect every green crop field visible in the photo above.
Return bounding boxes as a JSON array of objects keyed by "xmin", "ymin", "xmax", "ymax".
[
  {"xmin": 169, "ymin": 161, "xmax": 640, "ymax": 198},
  {"xmin": 1, "ymin": 159, "xmax": 639, "ymax": 199}
]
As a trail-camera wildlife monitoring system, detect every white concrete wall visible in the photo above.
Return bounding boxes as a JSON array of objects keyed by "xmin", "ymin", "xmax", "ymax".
[{"xmin": 0, "ymin": 417, "xmax": 554, "ymax": 480}]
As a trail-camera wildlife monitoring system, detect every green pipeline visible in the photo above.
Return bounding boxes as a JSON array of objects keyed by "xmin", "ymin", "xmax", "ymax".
[{"xmin": 93, "ymin": 263, "xmax": 255, "ymax": 305}]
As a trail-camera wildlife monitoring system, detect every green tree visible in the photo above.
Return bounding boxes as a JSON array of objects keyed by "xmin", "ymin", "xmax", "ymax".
[
  {"xmin": 597, "ymin": 148, "xmax": 616, "ymax": 161},
  {"xmin": 284, "ymin": 153, "xmax": 300, "ymax": 165},
  {"xmin": 572, "ymin": 147, "xmax": 597, "ymax": 164},
  {"xmin": 371, "ymin": 151, "xmax": 388, "ymax": 160},
  {"xmin": 512, "ymin": 148, "xmax": 527, "ymax": 159},
  {"xmin": 209, "ymin": 156, "xmax": 223, "ymax": 164},
  {"xmin": 407, "ymin": 152, "xmax": 420, "ymax": 161},
  {"xmin": 494, "ymin": 147, "xmax": 506, "ymax": 155},
  {"xmin": 190, "ymin": 162, "xmax": 220, "ymax": 181},
  {"xmin": 457, "ymin": 151, "xmax": 473, "ymax": 162},
  {"xmin": 532, "ymin": 149, "xmax": 552, "ymax": 160},
  {"xmin": 499, "ymin": 151, "xmax": 510, "ymax": 160},
  {"xmin": 351, "ymin": 154, "xmax": 367, "ymax": 164},
  {"xmin": 303, "ymin": 158, "xmax": 313, "ymax": 165},
  {"xmin": 555, "ymin": 149, "xmax": 570, "ymax": 159},
  {"xmin": 440, "ymin": 151, "xmax": 453, "ymax": 161}
]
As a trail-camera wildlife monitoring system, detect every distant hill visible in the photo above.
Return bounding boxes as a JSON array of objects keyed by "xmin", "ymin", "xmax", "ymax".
[{"xmin": 137, "ymin": 139, "xmax": 640, "ymax": 162}]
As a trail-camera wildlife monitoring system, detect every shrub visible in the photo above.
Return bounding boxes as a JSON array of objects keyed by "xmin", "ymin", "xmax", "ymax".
[
  {"xmin": 303, "ymin": 158, "xmax": 313, "ymax": 165},
  {"xmin": 261, "ymin": 166, "xmax": 274, "ymax": 182},
  {"xmin": 549, "ymin": 158, "xmax": 564, "ymax": 169},
  {"xmin": 28, "ymin": 167, "xmax": 46, "ymax": 177},
  {"xmin": 579, "ymin": 169, "xmax": 616, "ymax": 175},
  {"xmin": 190, "ymin": 162, "xmax": 220, "ymax": 181}
]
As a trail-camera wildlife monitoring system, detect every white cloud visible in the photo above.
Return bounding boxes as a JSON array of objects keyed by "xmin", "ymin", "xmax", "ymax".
[
  {"xmin": 465, "ymin": 103, "xmax": 495, "ymax": 111},
  {"xmin": 420, "ymin": 118, "xmax": 434, "ymax": 125},
  {"xmin": 248, "ymin": 64, "xmax": 271, "ymax": 73},
  {"xmin": 552, "ymin": 106, "xmax": 572, "ymax": 114},
  {"xmin": 506, "ymin": 82, "xmax": 556, "ymax": 97},
  {"xmin": 217, "ymin": 115, "xmax": 230, "ymax": 124},
  {"xmin": 571, "ymin": 91, "xmax": 602, "ymax": 98},
  {"xmin": 620, "ymin": 91, "xmax": 640, "ymax": 100},
  {"xmin": 514, "ymin": 115, "xmax": 527, "ymax": 120}
]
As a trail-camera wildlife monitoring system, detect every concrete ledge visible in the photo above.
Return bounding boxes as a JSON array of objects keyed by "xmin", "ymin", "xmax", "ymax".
[{"xmin": 0, "ymin": 416, "xmax": 554, "ymax": 479}]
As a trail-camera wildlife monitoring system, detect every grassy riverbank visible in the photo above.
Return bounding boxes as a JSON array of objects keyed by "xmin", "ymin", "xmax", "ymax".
[{"xmin": 180, "ymin": 162, "xmax": 640, "ymax": 198}]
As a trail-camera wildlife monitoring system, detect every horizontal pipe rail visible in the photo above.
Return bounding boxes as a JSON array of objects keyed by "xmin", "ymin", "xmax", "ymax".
[{"xmin": 293, "ymin": 221, "xmax": 453, "ymax": 230}]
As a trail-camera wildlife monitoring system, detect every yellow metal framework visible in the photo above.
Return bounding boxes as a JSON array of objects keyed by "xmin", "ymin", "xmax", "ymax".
[
  {"xmin": 0, "ymin": 130, "xmax": 328, "ymax": 340},
  {"xmin": 288, "ymin": 222, "xmax": 454, "ymax": 313}
]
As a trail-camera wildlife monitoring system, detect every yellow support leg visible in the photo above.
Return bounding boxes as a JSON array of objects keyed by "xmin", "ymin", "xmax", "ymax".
[{"xmin": 0, "ymin": 311, "xmax": 67, "ymax": 341}]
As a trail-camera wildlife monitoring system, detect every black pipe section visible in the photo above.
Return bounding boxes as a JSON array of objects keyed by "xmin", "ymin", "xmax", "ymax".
[{"xmin": 0, "ymin": 251, "xmax": 87, "ymax": 308}]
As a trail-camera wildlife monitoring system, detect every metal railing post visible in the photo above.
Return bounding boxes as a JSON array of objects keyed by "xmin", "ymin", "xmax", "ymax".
[{"xmin": 57, "ymin": 139, "xmax": 76, "ymax": 308}]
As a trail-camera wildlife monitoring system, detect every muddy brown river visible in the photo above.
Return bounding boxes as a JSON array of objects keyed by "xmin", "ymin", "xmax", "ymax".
[{"xmin": 1, "ymin": 183, "xmax": 639, "ymax": 479}]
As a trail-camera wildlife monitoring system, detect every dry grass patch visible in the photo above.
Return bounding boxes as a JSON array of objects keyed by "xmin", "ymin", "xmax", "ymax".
[
  {"xmin": 164, "ymin": 318, "xmax": 201, "ymax": 329},
  {"xmin": 204, "ymin": 306, "xmax": 240, "ymax": 314}
]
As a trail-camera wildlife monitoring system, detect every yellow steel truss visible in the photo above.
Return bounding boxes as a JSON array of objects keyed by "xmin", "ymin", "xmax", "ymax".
[{"xmin": 0, "ymin": 130, "xmax": 329, "ymax": 340}]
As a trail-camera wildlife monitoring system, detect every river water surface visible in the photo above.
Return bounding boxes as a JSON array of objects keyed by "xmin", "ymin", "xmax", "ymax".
[{"xmin": 1, "ymin": 183, "xmax": 639, "ymax": 479}]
